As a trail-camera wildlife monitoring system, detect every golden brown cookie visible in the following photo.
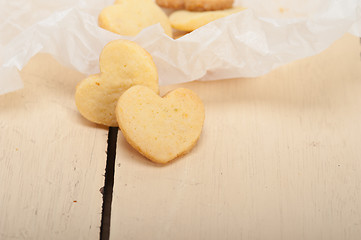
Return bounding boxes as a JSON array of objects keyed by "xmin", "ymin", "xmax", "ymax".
[
  {"xmin": 116, "ymin": 85, "xmax": 205, "ymax": 164},
  {"xmin": 156, "ymin": 0, "xmax": 234, "ymax": 11},
  {"xmin": 185, "ymin": 0, "xmax": 234, "ymax": 11},
  {"xmin": 170, "ymin": 7, "xmax": 245, "ymax": 32},
  {"xmin": 75, "ymin": 40, "xmax": 159, "ymax": 127},
  {"xmin": 99, "ymin": 0, "xmax": 173, "ymax": 37},
  {"xmin": 156, "ymin": 0, "xmax": 185, "ymax": 9}
]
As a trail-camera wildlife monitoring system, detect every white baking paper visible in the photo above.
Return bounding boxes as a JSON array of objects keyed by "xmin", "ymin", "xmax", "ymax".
[{"xmin": 1, "ymin": 0, "xmax": 361, "ymax": 95}]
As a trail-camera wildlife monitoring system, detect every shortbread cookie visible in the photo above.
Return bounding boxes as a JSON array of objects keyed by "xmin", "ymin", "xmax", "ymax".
[
  {"xmin": 156, "ymin": 0, "xmax": 234, "ymax": 11},
  {"xmin": 99, "ymin": 0, "xmax": 173, "ymax": 37},
  {"xmin": 75, "ymin": 40, "xmax": 159, "ymax": 127},
  {"xmin": 156, "ymin": 0, "xmax": 184, "ymax": 9},
  {"xmin": 170, "ymin": 7, "xmax": 245, "ymax": 32},
  {"xmin": 116, "ymin": 85, "xmax": 205, "ymax": 164},
  {"xmin": 185, "ymin": 0, "xmax": 234, "ymax": 11}
]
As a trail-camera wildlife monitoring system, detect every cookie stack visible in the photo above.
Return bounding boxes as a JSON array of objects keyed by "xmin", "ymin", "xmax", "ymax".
[
  {"xmin": 75, "ymin": 40, "xmax": 205, "ymax": 164},
  {"xmin": 98, "ymin": 0, "xmax": 244, "ymax": 36}
]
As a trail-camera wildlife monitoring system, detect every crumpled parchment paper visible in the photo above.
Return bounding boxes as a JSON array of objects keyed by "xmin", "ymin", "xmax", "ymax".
[{"xmin": 1, "ymin": 0, "xmax": 360, "ymax": 95}]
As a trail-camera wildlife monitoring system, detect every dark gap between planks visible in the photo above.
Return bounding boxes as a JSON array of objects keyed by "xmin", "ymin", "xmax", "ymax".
[{"xmin": 100, "ymin": 127, "xmax": 118, "ymax": 240}]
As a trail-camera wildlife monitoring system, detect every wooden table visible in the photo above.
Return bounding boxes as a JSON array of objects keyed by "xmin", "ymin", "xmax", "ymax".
[{"xmin": 1, "ymin": 33, "xmax": 361, "ymax": 240}]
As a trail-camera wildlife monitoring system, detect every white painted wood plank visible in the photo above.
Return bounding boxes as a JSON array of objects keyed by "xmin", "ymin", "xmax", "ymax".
[
  {"xmin": 0, "ymin": 54, "xmax": 107, "ymax": 240},
  {"xmin": 110, "ymin": 34, "xmax": 361, "ymax": 240}
]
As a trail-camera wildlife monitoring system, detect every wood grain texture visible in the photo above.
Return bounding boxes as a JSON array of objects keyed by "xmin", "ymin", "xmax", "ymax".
[
  {"xmin": 0, "ymin": 54, "xmax": 107, "ymax": 240},
  {"xmin": 110, "ymin": 34, "xmax": 361, "ymax": 240}
]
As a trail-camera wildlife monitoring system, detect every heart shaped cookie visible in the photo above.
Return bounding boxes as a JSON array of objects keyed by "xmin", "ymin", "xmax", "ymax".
[
  {"xmin": 99, "ymin": 0, "xmax": 173, "ymax": 37},
  {"xmin": 116, "ymin": 85, "xmax": 205, "ymax": 164},
  {"xmin": 75, "ymin": 40, "xmax": 159, "ymax": 126}
]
